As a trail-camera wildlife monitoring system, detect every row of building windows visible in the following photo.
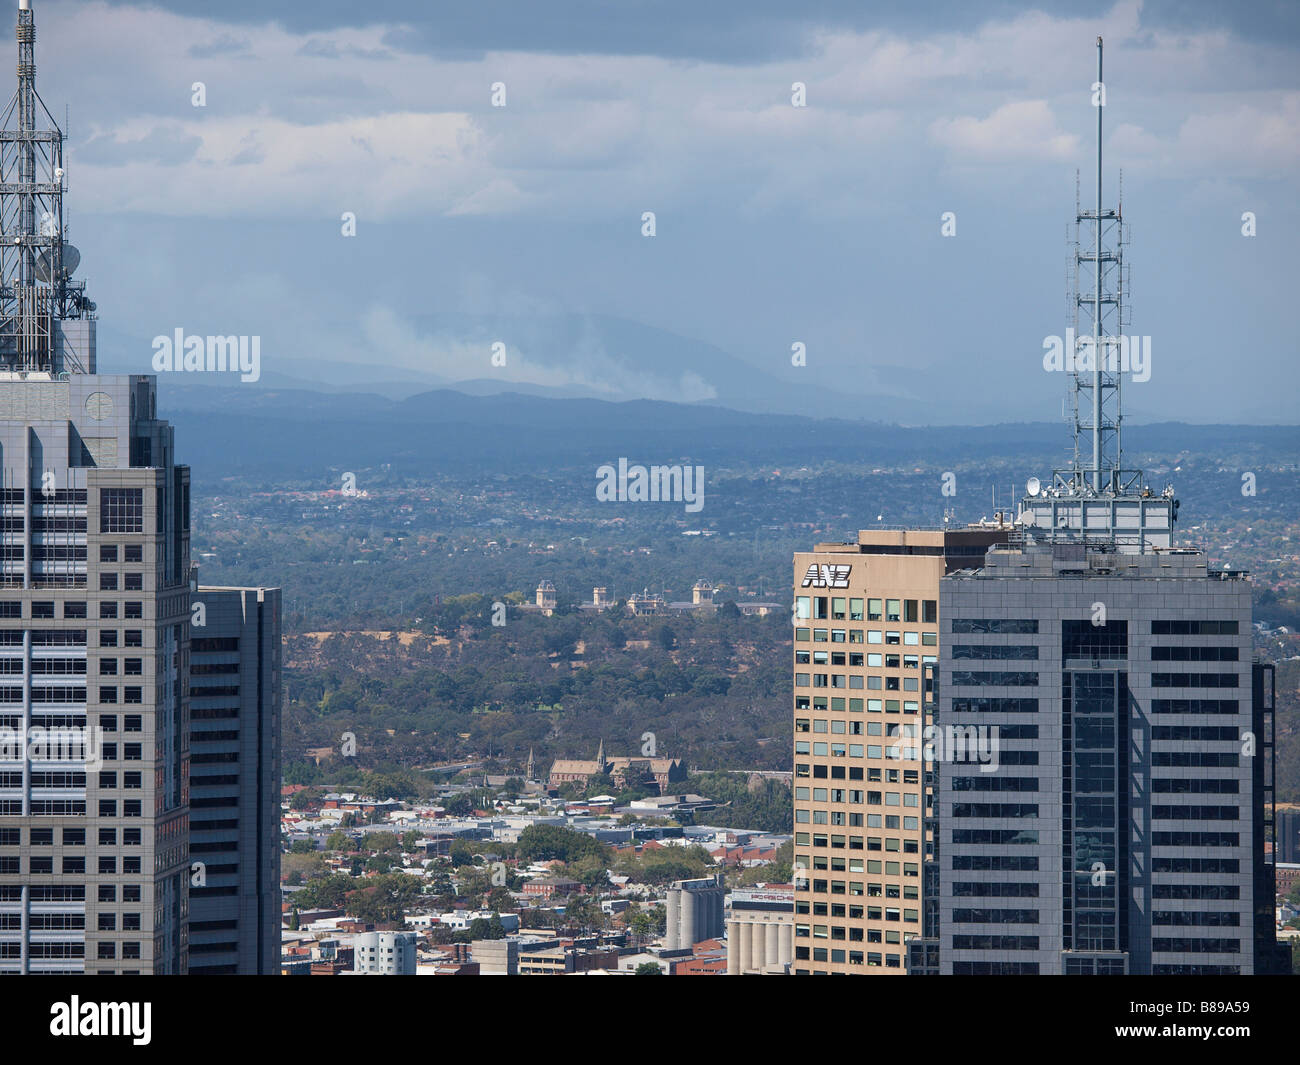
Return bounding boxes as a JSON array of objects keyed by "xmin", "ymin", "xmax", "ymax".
[
  {"xmin": 1151, "ymin": 858, "xmax": 1240, "ymax": 873},
  {"xmin": 947, "ymin": 619, "xmax": 1238, "ymax": 636},
  {"xmin": 0, "ymin": 489, "xmax": 87, "ymax": 504},
  {"xmin": 951, "ymin": 671, "xmax": 1040, "ymax": 686},
  {"xmin": 797, "ymin": 914, "xmax": 918, "ymax": 937},
  {"xmin": 23, "ymin": 856, "xmax": 146, "ymax": 875},
  {"xmin": 794, "ymin": 949, "xmax": 902, "ymax": 967},
  {"xmin": 0, "ymin": 800, "xmax": 87, "ymax": 815},
  {"xmin": 0, "ymin": 913, "xmax": 84, "ymax": 930},
  {"xmin": 97, "ymin": 771, "xmax": 145, "ymax": 789},
  {"xmin": 1150, "ymin": 831, "xmax": 1239, "ymax": 847},
  {"xmin": 795, "ymin": 696, "xmax": 920, "ymax": 713},
  {"xmin": 0, "ymin": 685, "xmax": 86, "ymax": 702},
  {"xmin": 794, "ymin": 628, "xmax": 937, "ymax": 646},
  {"xmin": 952, "ymin": 882, "xmax": 1039, "ymax": 897},
  {"xmin": 0, "ymin": 885, "xmax": 85, "ymax": 900},
  {"xmin": 100, "ymin": 630, "xmax": 145, "ymax": 648},
  {"xmin": 950, "ymin": 803, "xmax": 1038, "ymax": 818},
  {"xmin": 797, "ymin": 598, "xmax": 938, "ymax": 623},
  {"xmin": 1151, "ymin": 938, "xmax": 1243, "ymax": 953},
  {"xmin": 1151, "ymin": 726, "xmax": 1238, "ymax": 741},
  {"xmin": 951, "ymin": 855, "xmax": 1039, "ymax": 870},
  {"xmin": 951, "ymin": 644, "xmax": 1039, "ymax": 660},
  {"xmin": 1151, "ymin": 911, "xmax": 1240, "ymax": 926},
  {"xmin": 796, "ymin": 789, "xmax": 922, "ymax": 808},
  {"xmin": 798, "ymin": 676, "xmax": 924, "ymax": 694},
  {"xmin": 96, "ymin": 800, "xmax": 144, "ymax": 817},
  {"xmin": 97, "ymin": 686, "xmax": 145, "ymax": 704},
  {"xmin": 796, "ymin": 651, "xmax": 932, "ymax": 668},
  {"xmin": 952, "ymin": 908, "xmax": 1038, "ymax": 923},
  {"xmin": 795, "ymin": 868, "xmax": 920, "ymax": 892},
  {"xmin": 6, "ymin": 603, "xmax": 150, "ymax": 623},
  {"xmin": 99, "ymin": 573, "xmax": 145, "ymax": 592},
  {"xmin": 1150, "ymin": 699, "xmax": 1240, "ymax": 715},
  {"xmin": 1151, "ymin": 673, "xmax": 1239, "ymax": 688},
  {"xmin": 794, "ymin": 742, "xmax": 923, "ymax": 759},
  {"xmin": 1150, "ymin": 779, "xmax": 1238, "ymax": 794},
  {"xmin": 1150, "ymin": 645, "xmax": 1239, "ymax": 661},
  {"xmin": 799, "ymin": 888, "xmax": 918, "ymax": 909},
  {"xmin": 100, "ymin": 544, "xmax": 144, "ymax": 564},
  {"xmin": 97, "ymin": 743, "xmax": 146, "ymax": 761},
  {"xmin": 796, "ymin": 764, "xmax": 872, "ymax": 780},
  {"xmin": 798, "ymin": 767, "xmax": 918, "ymax": 786},
  {"xmin": 99, "ymin": 658, "xmax": 144, "ymax": 675},
  {"xmin": 952, "ymin": 935, "xmax": 1039, "ymax": 950},
  {"xmin": 796, "ymin": 718, "xmax": 912, "ymax": 735},
  {"xmin": 795, "ymin": 836, "xmax": 920, "ymax": 855}
]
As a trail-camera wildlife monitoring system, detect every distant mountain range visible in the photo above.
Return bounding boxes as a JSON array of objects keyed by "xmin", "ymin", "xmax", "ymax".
[
  {"xmin": 96, "ymin": 311, "xmax": 1101, "ymax": 426},
  {"xmin": 150, "ymin": 376, "xmax": 1299, "ymax": 483}
]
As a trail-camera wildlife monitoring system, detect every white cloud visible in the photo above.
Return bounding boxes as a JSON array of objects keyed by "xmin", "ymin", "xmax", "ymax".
[
  {"xmin": 33, "ymin": 0, "xmax": 1296, "ymax": 223},
  {"xmin": 930, "ymin": 100, "xmax": 1079, "ymax": 161}
]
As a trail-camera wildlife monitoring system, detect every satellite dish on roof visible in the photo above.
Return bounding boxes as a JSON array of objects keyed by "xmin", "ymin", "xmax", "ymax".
[
  {"xmin": 1026, "ymin": 476, "xmax": 1041, "ymax": 497},
  {"xmin": 34, "ymin": 243, "xmax": 79, "ymax": 283}
]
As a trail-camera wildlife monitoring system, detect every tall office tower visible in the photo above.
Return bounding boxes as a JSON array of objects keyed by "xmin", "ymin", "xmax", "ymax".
[
  {"xmin": 187, "ymin": 586, "xmax": 281, "ymax": 974},
  {"xmin": 934, "ymin": 547, "xmax": 1284, "ymax": 975},
  {"xmin": 0, "ymin": 1, "xmax": 192, "ymax": 974},
  {"xmin": 925, "ymin": 39, "xmax": 1286, "ymax": 976},
  {"xmin": 790, "ymin": 527, "xmax": 1010, "ymax": 975}
]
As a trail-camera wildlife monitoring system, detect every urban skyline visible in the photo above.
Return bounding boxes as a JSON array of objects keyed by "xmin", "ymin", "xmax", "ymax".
[{"xmin": 0, "ymin": 1, "xmax": 1295, "ymax": 1026}]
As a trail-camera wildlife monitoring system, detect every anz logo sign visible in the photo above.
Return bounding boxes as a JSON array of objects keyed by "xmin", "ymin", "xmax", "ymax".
[{"xmin": 801, "ymin": 564, "xmax": 852, "ymax": 589}]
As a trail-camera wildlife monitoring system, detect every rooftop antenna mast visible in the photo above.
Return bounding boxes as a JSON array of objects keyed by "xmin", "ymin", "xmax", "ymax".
[
  {"xmin": 1018, "ymin": 36, "xmax": 1173, "ymax": 554},
  {"xmin": 1067, "ymin": 36, "xmax": 1130, "ymax": 496},
  {"xmin": 0, "ymin": 0, "xmax": 92, "ymax": 373}
]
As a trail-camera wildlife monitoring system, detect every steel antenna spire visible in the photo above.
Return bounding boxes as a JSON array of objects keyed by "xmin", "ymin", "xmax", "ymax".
[{"xmin": 0, "ymin": 0, "xmax": 95, "ymax": 374}]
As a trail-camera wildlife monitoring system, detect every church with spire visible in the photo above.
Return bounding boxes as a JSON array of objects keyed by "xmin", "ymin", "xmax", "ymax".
[{"xmin": 546, "ymin": 739, "xmax": 685, "ymax": 794}]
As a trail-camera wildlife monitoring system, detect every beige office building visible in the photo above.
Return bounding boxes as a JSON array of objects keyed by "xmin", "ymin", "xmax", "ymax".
[{"xmin": 791, "ymin": 527, "xmax": 1008, "ymax": 975}]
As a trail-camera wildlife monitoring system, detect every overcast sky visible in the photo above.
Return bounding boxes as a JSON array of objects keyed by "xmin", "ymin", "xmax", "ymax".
[{"xmin": 26, "ymin": 0, "xmax": 1300, "ymax": 423}]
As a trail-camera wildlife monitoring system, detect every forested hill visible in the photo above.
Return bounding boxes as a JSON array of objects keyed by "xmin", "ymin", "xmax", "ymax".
[{"xmin": 283, "ymin": 604, "xmax": 791, "ymax": 782}]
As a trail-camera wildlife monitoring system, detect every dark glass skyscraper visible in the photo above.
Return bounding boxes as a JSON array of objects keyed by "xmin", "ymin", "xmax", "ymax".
[{"xmin": 932, "ymin": 544, "xmax": 1286, "ymax": 974}]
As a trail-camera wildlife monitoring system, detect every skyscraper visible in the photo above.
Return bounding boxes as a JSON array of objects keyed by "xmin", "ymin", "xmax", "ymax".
[
  {"xmin": 933, "ymin": 545, "xmax": 1284, "ymax": 974},
  {"xmin": 0, "ymin": 2, "xmax": 285, "ymax": 975},
  {"xmin": 0, "ymin": 1, "xmax": 192, "ymax": 974},
  {"xmin": 922, "ymin": 38, "xmax": 1286, "ymax": 977},
  {"xmin": 188, "ymin": 585, "xmax": 281, "ymax": 975},
  {"xmin": 791, "ymin": 526, "xmax": 1010, "ymax": 974}
]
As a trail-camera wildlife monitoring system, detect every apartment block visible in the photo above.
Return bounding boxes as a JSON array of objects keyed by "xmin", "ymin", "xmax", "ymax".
[
  {"xmin": 353, "ymin": 930, "xmax": 418, "ymax": 975},
  {"xmin": 791, "ymin": 526, "xmax": 1009, "ymax": 974}
]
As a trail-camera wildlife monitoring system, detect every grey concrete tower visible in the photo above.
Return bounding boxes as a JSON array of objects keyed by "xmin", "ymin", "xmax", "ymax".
[
  {"xmin": 665, "ymin": 875, "xmax": 725, "ymax": 951},
  {"xmin": 933, "ymin": 545, "xmax": 1285, "ymax": 975},
  {"xmin": 0, "ymin": 1, "xmax": 191, "ymax": 973},
  {"xmin": 916, "ymin": 38, "xmax": 1286, "ymax": 978}
]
